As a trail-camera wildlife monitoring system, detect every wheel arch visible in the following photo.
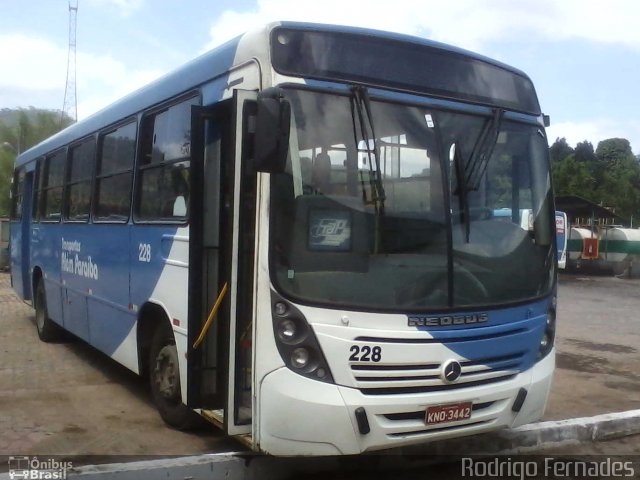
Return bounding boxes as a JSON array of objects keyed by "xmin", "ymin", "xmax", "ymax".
[
  {"xmin": 137, "ymin": 300, "xmax": 175, "ymax": 378},
  {"xmin": 31, "ymin": 266, "xmax": 43, "ymax": 300}
]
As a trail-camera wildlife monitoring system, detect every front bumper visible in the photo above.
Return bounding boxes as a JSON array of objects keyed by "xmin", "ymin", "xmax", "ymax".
[{"xmin": 258, "ymin": 349, "xmax": 554, "ymax": 456}]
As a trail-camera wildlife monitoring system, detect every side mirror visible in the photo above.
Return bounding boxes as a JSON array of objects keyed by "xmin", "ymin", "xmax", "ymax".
[{"xmin": 253, "ymin": 88, "xmax": 291, "ymax": 173}]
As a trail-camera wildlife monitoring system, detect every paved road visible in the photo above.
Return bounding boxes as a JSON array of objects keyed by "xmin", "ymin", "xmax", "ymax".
[
  {"xmin": 0, "ymin": 271, "xmax": 638, "ymax": 461},
  {"xmin": 545, "ymin": 273, "xmax": 640, "ymax": 421}
]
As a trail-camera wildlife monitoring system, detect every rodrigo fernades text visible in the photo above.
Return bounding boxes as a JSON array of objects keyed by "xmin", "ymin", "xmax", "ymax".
[{"xmin": 462, "ymin": 457, "xmax": 635, "ymax": 478}]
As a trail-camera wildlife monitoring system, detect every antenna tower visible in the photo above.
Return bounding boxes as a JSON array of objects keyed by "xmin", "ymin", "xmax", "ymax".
[{"xmin": 62, "ymin": 0, "xmax": 78, "ymax": 124}]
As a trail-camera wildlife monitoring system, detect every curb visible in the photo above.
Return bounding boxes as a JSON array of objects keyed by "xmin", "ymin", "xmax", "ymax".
[
  {"xmin": 401, "ymin": 409, "xmax": 640, "ymax": 456},
  {"xmin": 2, "ymin": 409, "xmax": 639, "ymax": 479}
]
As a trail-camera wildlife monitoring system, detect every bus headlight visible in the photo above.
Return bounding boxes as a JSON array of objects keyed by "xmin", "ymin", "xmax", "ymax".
[
  {"xmin": 271, "ymin": 293, "xmax": 335, "ymax": 383},
  {"xmin": 291, "ymin": 348, "xmax": 310, "ymax": 368},
  {"xmin": 276, "ymin": 318, "xmax": 298, "ymax": 343},
  {"xmin": 538, "ymin": 299, "xmax": 556, "ymax": 359}
]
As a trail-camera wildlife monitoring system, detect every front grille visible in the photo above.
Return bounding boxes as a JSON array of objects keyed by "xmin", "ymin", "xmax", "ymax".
[
  {"xmin": 351, "ymin": 352, "xmax": 524, "ymax": 395},
  {"xmin": 375, "ymin": 397, "xmax": 511, "ymax": 440},
  {"xmin": 387, "ymin": 419, "xmax": 493, "ymax": 437}
]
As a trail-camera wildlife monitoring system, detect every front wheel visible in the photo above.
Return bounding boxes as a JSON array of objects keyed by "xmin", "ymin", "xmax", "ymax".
[
  {"xmin": 34, "ymin": 280, "xmax": 63, "ymax": 342},
  {"xmin": 149, "ymin": 324, "xmax": 201, "ymax": 430}
]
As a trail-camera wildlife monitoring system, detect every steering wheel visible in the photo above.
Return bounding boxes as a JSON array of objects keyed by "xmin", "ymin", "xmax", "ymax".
[{"xmin": 397, "ymin": 264, "xmax": 488, "ymax": 307}]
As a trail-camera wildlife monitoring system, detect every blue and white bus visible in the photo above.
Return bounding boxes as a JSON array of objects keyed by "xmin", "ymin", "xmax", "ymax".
[{"xmin": 10, "ymin": 22, "xmax": 557, "ymax": 455}]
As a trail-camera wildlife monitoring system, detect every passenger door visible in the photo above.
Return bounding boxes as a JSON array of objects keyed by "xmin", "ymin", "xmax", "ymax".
[
  {"xmin": 187, "ymin": 90, "xmax": 257, "ymax": 437},
  {"xmin": 10, "ymin": 168, "xmax": 33, "ymax": 300}
]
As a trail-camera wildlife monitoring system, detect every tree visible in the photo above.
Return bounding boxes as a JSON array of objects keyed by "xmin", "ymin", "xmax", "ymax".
[
  {"xmin": 549, "ymin": 136, "xmax": 640, "ymax": 225},
  {"xmin": 593, "ymin": 138, "xmax": 640, "ymax": 223},
  {"xmin": 574, "ymin": 140, "xmax": 597, "ymax": 164},
  {"xmin": 596, "ymin": 138, "xmax": 634, "ymax": 166},
  {"xmin": 549, "ymin": 137, "xmax": 574, "ymax": 164},
  {"xmin": 0, "ymin": 108, "xmax": 73, "ymax": 216},
  {"xmin": 551, "ymin": 154, "xmax": 594, "ymax": 199},
  {"xmin": 0, "ymin": 150, "xmax": 13, "ymax": 216}
]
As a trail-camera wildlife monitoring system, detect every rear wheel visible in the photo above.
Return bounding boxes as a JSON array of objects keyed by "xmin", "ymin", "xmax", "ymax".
[
  {"xmin": 34, "ymin": 279, "xmax": 63, "ymax": 342},
  {"xmin": 149, "ymin": 324, "xmax": 201, "ymax": 430}
]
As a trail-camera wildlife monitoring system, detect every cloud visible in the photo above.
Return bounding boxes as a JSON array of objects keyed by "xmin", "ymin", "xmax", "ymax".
[
  {"xmin": 0, "ymin": 34, "xmax": 67, "ymax": 92},
  {"xmin": 82, "ymin": 0, "xmax": 145, "ymax": 17},
  {"xmin": 204, "ymin": 0, "xmax": 640, "ymax": 52},
  {"xmin": 0, "ymin": 33, "xmax": 163, "ymax": 120}
]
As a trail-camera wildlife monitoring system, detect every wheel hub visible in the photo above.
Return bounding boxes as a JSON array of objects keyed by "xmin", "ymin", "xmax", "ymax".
[{"xmin": 154, "ymin": 345, "xmax": 180, "ymax": 401}]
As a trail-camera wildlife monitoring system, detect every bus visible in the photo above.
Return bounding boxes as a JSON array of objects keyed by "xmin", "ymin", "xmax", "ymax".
[
  {"xmin": 9, "ymin": 22, "xmax": 557, "ymax": 456},
  {"xmin": 556, "ymin": 211, "xmax": 568, "ymax": 269}
]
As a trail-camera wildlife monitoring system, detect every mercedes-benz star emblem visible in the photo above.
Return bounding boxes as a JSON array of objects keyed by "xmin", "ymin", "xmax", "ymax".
[{"xmin": 441, "ymin": 359, "xmax": 462, "ymax": 383}]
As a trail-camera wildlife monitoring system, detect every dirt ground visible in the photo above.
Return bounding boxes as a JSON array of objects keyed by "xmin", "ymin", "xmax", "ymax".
[
  {"xmin": 0, "ymin": 272, "xmax": 238, "ymax": 458},
  {"xmin": 0, "ymin": 271, "xmax": 638, "ymax": 460}
]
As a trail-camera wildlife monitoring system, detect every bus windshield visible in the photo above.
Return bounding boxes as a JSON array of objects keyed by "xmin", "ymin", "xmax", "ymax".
[{"xmin": 270, "ymin": 88, "xmax": 555, "ymax": 311}]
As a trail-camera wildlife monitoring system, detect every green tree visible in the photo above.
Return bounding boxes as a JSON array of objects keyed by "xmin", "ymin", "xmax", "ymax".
[
  {"xmin": 0, "ymin": 149, "xmax": 13, "ymax": 216},
  {"xmin": 593, "ymin": 138, "xmax": 640, "ymax": 223},
  {"xmin": 596, "ymin": 138, "xmax": 634, "ymax": 166},
  {"xmin": 0, "ymin": 108, "xmax": 73, "ymax": 216},
  {"xmin": 574, "ymin": 140, "xmax": 597, "ymax": 164},
  {"xmin": 549, "ymin": 137, "xmax": 574, "ymax": 164},
  {"xmin": 551, "ymin": 154, "xmax": 594, "ymax": 199}
]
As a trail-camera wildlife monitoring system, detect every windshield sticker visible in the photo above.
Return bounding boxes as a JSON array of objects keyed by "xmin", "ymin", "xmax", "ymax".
[
  {"xmin": 425, "ymin": 114, "xmax": 435, "ymax": 128},
  {"xmin": 308, "ymin": 210, "xmax": 352, "ymax": 251}
]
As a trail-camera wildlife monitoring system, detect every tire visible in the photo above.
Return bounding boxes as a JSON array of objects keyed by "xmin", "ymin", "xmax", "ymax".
[
  {"xmin": 34, "ymin": 279, "xmax": 63, "ymax": 342},
  {"xmin": 149, "ymin": 324, "xmax": 201, "ymax": 430}
]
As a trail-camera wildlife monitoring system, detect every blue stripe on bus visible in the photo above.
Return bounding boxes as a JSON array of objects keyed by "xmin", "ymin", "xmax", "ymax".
[
  {"xmin": 412, "ymin": 297, "xmax": 550, "ymax": 372},
  {"xmin": 34, "ymin": 223, "xmax": 183, "ymax": 356}
]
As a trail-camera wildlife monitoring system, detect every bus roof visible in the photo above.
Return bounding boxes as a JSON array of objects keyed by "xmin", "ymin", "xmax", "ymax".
[
  {"xmin": 278, "ymin": 21, "xmax": 531, "ymax": 80},
  {"xmin": 16, "ymin": 21, "xmax": 538, "ymax": 168}
]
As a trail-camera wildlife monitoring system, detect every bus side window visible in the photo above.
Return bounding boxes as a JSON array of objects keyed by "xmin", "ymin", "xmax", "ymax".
[
  {"xmin": 40, "ymin": 150, "xmax": 66, "ymax": 222},
  {"xmin": 32, "ymin": 158, "xmax": 43, "ymax": 222},
  {"xmin": 94, "ymin": 122, "xmax": 136, "ymax": 222},
  {"xmin": 10, "ymin": 168, "xmax": 26, "ymax": 220},
  {"xmin": 136, "ymin": 96, "xmax": 199, "ymax": 222},
  {"xmin": 65, "ymin": 138, "xmax": 95, "ymax": 222}
]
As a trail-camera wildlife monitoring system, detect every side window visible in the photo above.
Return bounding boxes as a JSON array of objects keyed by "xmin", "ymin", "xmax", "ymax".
[
  {"xmin": 94, "ymin": 122, "xmax": 136, "ymax": 222},
  {"xmin": 10, "ymin": 168, "xmax": 26, "ymax": 220},
  {"xmin": 41, "ymin": 150, "xmax": 66, "ymax": 222},
  {"xmin": 65, "ymin": 138, "xmax": 95, "ymax": 222},
  {"xmin": 136, "ymin": 97, "xmax": 198, "ymax": 222},
  {"xmin": 32, "ymin": 159, "xmax": 43, "ymax": 222}
]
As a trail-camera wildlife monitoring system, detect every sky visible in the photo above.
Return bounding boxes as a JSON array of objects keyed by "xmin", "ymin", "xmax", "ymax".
[{"xmin": 1, "ymin": 0, "xmax": 639, "ymax": 154}]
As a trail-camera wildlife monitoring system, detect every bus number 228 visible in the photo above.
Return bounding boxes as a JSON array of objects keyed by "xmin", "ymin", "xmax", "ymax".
[
  {"xmin": 138, "ymin": 243, "xmax": 151, "ymax": 263},
  {"xmin": 349, "ymin": 345, "xmax": 382, "ymax": 362}
]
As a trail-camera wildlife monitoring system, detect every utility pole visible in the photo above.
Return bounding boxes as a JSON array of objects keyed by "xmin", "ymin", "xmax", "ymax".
[{"xmin": 61, "ymin": 0, "xmax": 78, "ymax": 125}]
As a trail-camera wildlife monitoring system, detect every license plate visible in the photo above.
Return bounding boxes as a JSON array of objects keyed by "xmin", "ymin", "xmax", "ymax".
[{"xmin": 425, "ymin": 402, "xmax": 473, "ymax": 425}]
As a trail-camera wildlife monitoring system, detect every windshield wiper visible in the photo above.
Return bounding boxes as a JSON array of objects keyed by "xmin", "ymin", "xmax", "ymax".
[
  {"xmin": 350, "ymin": 85, "xmax": 386, "ymax": 253},
  {"xmin": 349, "ymin": 85, "xmax": 386, "ymax": 215},
  {"xmin": 452, "ymin": 108, "xmax": 504, "ymax": 243},
  {"xmin": 451, "ymin": 142, "xmax": 471, "ymax": 243},
  {"xmin": 465, "ymin": 108, "xmax": 504, "ymax": 191}
]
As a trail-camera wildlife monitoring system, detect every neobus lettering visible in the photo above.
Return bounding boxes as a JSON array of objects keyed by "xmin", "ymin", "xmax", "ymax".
[{"xmin": 408, "ymin": 314, "xmax": 489, "ymax": 327}]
